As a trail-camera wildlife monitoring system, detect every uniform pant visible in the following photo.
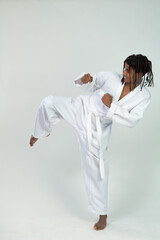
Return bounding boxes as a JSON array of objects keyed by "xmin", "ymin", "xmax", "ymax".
[{"xmin": 33, "ymin": 96, "xmax": 110, "ymax": 215}]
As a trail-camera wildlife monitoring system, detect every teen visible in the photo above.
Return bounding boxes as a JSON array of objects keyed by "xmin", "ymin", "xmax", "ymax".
[{"xmin": 30, "ymin": 54, "xmax": 153, "ymax": 230}]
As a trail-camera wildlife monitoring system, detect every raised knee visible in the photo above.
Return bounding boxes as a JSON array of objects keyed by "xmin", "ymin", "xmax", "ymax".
[{"xmin": 41, "ymin": 96, "xmax": 54, "ymax": 107}]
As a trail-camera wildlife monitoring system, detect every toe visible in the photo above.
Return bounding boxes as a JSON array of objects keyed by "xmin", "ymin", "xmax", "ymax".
[{"xmin": 94, "ymin": 224, "xmax": 99, "ymax": 231}]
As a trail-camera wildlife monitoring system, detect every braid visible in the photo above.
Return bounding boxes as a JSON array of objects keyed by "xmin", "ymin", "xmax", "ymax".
[{"xmin": 121, "ymin": 54, "xmax": 154, "ymax": 91}]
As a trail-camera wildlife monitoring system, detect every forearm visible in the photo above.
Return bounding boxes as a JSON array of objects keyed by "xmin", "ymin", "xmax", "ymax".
[
  {"xmin": 74, "ymin": 72, "xmax": 106, "ymax": 92},
  {"xmin": 103, "ymin": 97, "xmax": 151, "ymax": 128}
]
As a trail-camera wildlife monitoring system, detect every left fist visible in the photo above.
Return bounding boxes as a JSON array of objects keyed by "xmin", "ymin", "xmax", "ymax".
[{"xmin": 101, "ymin": 93, "xmax": 113, "ymax": 108}]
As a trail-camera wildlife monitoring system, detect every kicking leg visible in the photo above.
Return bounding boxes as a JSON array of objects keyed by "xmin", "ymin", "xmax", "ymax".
[{"xmin": 30, "ymin": 96, "xmax": 77, "ymax": 146}]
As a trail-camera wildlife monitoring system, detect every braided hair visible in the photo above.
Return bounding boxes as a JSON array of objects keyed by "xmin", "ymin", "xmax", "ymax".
[{"xmin": 121, "ymin": 54, "xmax": 154, "ymax": 91}]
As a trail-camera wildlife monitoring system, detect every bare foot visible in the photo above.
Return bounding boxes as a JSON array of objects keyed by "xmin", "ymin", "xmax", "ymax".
[
  {"xmin": 94, "ymin": 215, "xmax": 107, "ymax": 231},
  {"xmin": 30, "ymin": 135, "xmax": 38, "ymax": 147},
  {"xmin": 29, "ymin": 134, "xmax": 50, "ymax": 147}
]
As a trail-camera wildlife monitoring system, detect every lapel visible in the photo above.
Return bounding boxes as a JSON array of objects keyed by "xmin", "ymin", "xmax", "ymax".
[{"xmin": 115, "ymin": 81, "xmax": 141, "ymax": 105}]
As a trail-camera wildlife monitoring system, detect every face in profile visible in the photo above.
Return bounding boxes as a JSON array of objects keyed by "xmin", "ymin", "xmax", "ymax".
[{"xmin": 123, "ymin": 62, "xmax": 143, "ymax": 88}]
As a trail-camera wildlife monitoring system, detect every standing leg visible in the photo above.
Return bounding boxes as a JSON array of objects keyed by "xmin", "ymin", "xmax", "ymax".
[{"xmin": 78, "ymin": 138, "xmax": 109, "ymax": 230}]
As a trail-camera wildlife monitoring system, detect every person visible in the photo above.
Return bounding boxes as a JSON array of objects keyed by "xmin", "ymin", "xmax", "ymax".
[{"xmin": 29, "ymin": 54, "xmax": 154, "ymax": 231}]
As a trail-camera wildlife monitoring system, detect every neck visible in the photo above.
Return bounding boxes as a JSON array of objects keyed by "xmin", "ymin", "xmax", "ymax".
[{"xmin": 124, "ymin": 82, "xmax": 140, "ymax": 91}]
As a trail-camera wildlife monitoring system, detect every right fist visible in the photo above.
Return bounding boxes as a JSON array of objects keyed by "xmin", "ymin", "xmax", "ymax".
[{"xmin": 81, "ymin": 73, "xmax": 93, "ymax": 84}]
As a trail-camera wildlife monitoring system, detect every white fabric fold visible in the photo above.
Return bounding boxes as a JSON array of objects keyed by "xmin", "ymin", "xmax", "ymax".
[{"xmin": 87, "ymin": 95, "xmax": 105, "ymax": 180}]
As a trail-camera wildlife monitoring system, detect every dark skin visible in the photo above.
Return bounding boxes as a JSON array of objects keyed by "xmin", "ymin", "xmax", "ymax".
[
  {"xmin": 30, "ymin": 65, "xmax": 142, "ymax": 231},
  {"xmin": 29, "ymin": 134, "xmax": 50, "ymax": 146}
]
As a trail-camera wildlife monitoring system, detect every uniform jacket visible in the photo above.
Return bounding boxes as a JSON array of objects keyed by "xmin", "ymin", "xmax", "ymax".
[{"xmin": 74, "ymin": 71, "xmax": 151, "ymax": 128}]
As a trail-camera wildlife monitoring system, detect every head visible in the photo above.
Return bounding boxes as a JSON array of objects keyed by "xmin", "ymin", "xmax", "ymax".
[{"xmin": 121, "ymin": 54, "xmax": 154, "ymax": 91}]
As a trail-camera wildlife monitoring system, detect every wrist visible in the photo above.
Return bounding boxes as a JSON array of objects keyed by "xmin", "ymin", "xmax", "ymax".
[{"xmin": 89, "ymin": 76, "xmax": 93, "ymax": 82}]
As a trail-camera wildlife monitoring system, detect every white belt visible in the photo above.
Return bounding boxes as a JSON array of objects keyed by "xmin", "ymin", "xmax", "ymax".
[{"xmin": 87, "ymin": 95, "xmax": 105, "ymax": 180}]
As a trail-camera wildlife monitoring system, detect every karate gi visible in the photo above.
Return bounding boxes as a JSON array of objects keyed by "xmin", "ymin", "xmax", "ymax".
[{"xmin": 33, "ymin": 71, "xmax": 151, "ymax": 215}]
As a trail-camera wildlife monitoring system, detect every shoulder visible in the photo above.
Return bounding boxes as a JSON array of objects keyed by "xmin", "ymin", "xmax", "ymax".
[
  {"xmin": 97, "ymin": 71, "xmax": 122, "ymax": 81},
  {"xmin": 139, "ymin": 86, "xmax": 151, "ymax": 99}
]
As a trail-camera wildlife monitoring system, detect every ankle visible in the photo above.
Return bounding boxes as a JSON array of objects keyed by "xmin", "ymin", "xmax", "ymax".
[{"xmin": 99, "ymin": 215, "xmax": 107, "ymax": 219}]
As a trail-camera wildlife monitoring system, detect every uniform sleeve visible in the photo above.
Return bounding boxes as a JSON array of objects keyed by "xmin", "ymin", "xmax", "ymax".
[
  {"xmin": 74, "ymin": 72, "xmax": 106, "ymax": 92},
  {"xmin": 104, "ymin": 94, "xmax": 151, "ymax": 128}
]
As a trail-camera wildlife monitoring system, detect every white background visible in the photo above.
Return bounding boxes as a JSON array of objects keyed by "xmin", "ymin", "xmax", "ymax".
[{"xmin": 0, "ymin": 0, "xmax": 160, "ymax": 239}]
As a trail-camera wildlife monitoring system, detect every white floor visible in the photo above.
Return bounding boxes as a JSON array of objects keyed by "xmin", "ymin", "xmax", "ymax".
[
  {"xmin": 0, "ymin": 196, "xmax": 159, "ymax": 240},
  {"xmin": 0, "ymin": 134, "xmax": 159, "ymax": 240}
]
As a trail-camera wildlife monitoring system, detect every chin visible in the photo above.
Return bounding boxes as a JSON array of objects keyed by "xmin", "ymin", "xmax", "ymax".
[
  {"xmin": 123, "ymin": 77, "xmax": 128, "ymax": 82},
  {"xmin": 124, "ymin": 80, "xmax": 129, "ymax": 84}
]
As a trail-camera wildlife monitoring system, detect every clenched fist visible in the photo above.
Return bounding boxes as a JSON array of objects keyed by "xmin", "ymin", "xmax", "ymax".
[
  {"xmin": 101, "ymin": 93, "xmax": 113, "ymax": 108},
  {"xmin": 81, "ymin": 73, "xmax": 93, "ymax": 84}
]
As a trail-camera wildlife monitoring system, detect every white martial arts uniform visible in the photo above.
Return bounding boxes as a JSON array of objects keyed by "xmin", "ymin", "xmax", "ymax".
[{"xmin": 33, "ymin": 71, "xmax": 151, "ymax": 215}]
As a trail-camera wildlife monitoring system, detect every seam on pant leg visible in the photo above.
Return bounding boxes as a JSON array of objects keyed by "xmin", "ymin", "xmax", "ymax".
[
  {"xmin": 88, "ymin": 150, "xmax": 109, "ymax": 214},
  {"xmin": 85, "ymin": 148, "xmax": 94, "ymax": 210},
  {"xmin": 42, "ymin": 103, "xmax": 53, "ymax": 136},
  {"xmin": 87, "ymin": 154, "xmax": 92, "ymax": 208},
  {"xmin": 90, "ymin": 155, "xmax": 94, "ymax": 209},
  {"xmin": 88, "ymin": 151, "xmax": 96, "ymax": 212}
]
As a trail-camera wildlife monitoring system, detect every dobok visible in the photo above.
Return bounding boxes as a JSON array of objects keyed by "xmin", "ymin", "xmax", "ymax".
[{"xmin": 33, "ymin": 71, "xmax": 151, "ymax": 215}]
